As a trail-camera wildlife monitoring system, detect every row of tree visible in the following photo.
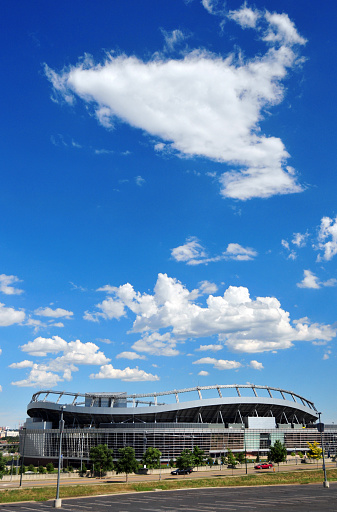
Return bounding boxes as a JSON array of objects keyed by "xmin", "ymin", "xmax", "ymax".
[{"xmin": 0, "ymin": 440, "xmax": 328, "ymax": 480}]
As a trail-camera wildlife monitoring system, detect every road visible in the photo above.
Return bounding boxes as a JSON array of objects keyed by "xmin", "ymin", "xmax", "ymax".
[
  {"xmin": 0, "ymin": 483, "xmax": 336, "ymax": 511},
  {"xmin": 1, "ymin": 461, "xmax": 336, "ymax": 489}
]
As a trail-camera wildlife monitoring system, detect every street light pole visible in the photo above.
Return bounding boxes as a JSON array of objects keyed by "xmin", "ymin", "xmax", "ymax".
[
  {"xmin": 19, "ymin": 428, "xmax": 27, "ymax": 487},
  {"xmin": 318, "ymin": 412, "xmax": 329, "ymax": 488},
  {"xmin": 54, "ymin": 406, "xmax": 66, "ymax": 508}
]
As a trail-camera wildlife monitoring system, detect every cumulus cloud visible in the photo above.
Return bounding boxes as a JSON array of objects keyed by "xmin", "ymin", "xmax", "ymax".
[
  {"xmin": 0, "ymin": 303, "xmax": 25, "ymax": 326},
  {"xmin": 89, "ymin": 273, "xmax": 336, "ymax": 354},
  {"xmin": 84, "ymin": 297, "xmax": 126, "ymax": 322},
  {"xmin": 171, "ymin": 237, "xmax": 257, "ymax": 265},
  {"xmin": 193, "ymin": 357, "xmax": 242, "ymax": 370},
  {"xmin": 11, "ymin": 366, "xmax": 65, "ymax": 388},
  {"xmin": 198, "ymin": 370, "xmax": 209, "ymax": 376},
  {"xmin": 292, "ymin": 232, "xmax": 308, "ymax": 248},
  {"xmin": 323, "ymin": 350, "xmax": 331, "ymax": 360},
  {"xmin": 196, "ymin": 344, "xmax": 223, "ymax": 352},
  {"xmin": 89, "ymin": 364, "xmax": 159, "ymax": 381},
  {"xmin": 297, "ymin": 270, "xmax": 337, "ymax": 289},
  {"xmin": 9, "ymin": 360, "xmax": 34, "ymax": 369},
  {"xmin": 132, "ymin": 332, "xmax": 180, "ymax": 356},
  {"xmin": 0, "ymin": 274, "xmax": 24, "ymax": 295},
  {"xmin": 198, "ymin": 280, "xmax": 218, "ymax": 295},
  {"xmin": 263, "ymin": 11, "xmax": 307, "ymax": 46},
  {"xmin": 34, "ymin": 307, "xmax": 74, "ymax": 319},
  {"xmin": 11, "ymin": 336, "xmax": 111, "ymax": 388},
  {"xmin": 249, "ymin": 360, "xmax": 264, "ymax": 370},
  {"xmin": 317, "ymin": 216, "xmax": 337, "ymax": 261},
  {"xmin": 116, "ymin": 351, "xmax": 146, "ymax": 360},
  {"xmin": 228, "ymin": 4, "xmax": 260, "ymax": 29},
  {"xmin": 20, "ymin": 336, "xmax": 68, "ymax": 356},
  {"xmin": 45, "ymin": 6, "xmax": 306, "ymax": 201}
]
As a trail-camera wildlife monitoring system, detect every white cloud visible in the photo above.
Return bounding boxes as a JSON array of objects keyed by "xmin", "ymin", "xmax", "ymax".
[
  {"xmin": 135, "ymin": 175, "xmax": 145, "ymax": 186},
  {"xmin": 171, "ymin": 238, "xmax": 257, "ymax": 265},
  {"xmin": 0, "ymin": 385, "xmax": 2, "ymax": 392},
  {"xmin": 89, "ymin": 364, "xmax": 159, "ymax": 381},
  {"xmin": 11, "ymin": 366, "xmax": 65, "ymax": 388},
  {"xmin": 84, "ymin": 297, "xmax": 126, "ymax": 322},
  {"xmin": 132, "ymin": 332, "xmax": 179, "ymax": 356},
  {"xmin": 20, "ymin": 336, "xmax": 68, "ymax": 356},
  {"xmin": 0, "ymin": 303, "xmax": 25, "ymax": 326},
  {"xmin": 171, "ymin": 237, "xmax": 207, "ymax": 264},
  {"xmin": 228, "ymin": 5, "xmax": 260, "ymax": 29},
  {"xmin": 116, "ymin": 351, "xmax": 146, "ymax": 360},
  {"xmin": 198, "ymin": 370, "xmax": 209, "ymax": 376},
  {"xmin": 91, "ymin": 273, "xmax": 336, "ymax": 353},
  {"xmin": 297, "ymin": 270, "xmax": 320, "ymax": 289},
  {"xmin": 292, "ymin": 232, "xmax": 308, "ymax": 247},
  {"xmin": 249, "ymin": 360, "xmax": 264, "ymax": 370},
  {"xmin": 193, "ymin": 357, "xmax": 242, "ymax": 370},
  {"xmin": 317, "ymin": 216, "xmax": 337, "ymax": 261},
  {"xmin": 34, "ymin": 307, "xmax": 73, "ymax": 319},
  {"xmin": 297, "ymin": 270, "xmax": 337, "ymax": 290},
  {"xmin": 0, "ymin": 274, "xmax": 24, "ymax": 295},
  {"xmin": 196, "ymin": 344, "xmax": 223, "ymax": 352},
  {"xmin": 198, "ymin": 280, "xmax": 218, "ymax": 295},
  {"xmin": 263, "ymin": 12, "xmax": 307, "ymax": 46},
  {"xmin": 9, "ymin": 360, "xmax": 34, "ymax": 369},
  {"xmin": 162, "ymin": 29, "xmax": 186, "ymax": 51},
  {"xmin": 323, "ymin": 350, "xmax": 331, "ymax": 361},
  {"xmin": 11, "ymin": 337, "xmax": 111, "ymax": 388},
  {"xmin": 46, "ymin": 8, "xmax": 306, "ymax": 201}
]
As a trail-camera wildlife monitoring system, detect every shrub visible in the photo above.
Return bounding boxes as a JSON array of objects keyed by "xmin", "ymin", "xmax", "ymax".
[{"xmin": 46, "ymin": 462, "xmax": 54, "ymax": 473}]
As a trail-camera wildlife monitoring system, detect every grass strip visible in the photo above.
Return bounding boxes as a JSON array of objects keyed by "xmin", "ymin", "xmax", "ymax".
[{"xmin": 1, "ymin": 468, "xmax": 336, "ymax": 504}]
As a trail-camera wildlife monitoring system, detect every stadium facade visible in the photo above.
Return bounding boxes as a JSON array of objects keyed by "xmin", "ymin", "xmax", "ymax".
[{"xmin": 21, "ymin": 384, "xmax": 337, "ymax": 466}]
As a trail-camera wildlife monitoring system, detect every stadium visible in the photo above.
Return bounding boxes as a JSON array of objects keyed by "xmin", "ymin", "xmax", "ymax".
[{"xmin": 21, "ymin": 384, "xmax": 337, "ymax": 466}]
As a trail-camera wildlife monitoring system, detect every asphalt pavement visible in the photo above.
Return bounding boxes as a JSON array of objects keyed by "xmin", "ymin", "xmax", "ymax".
[{"xmin": 0, "ymin": 483, "xmax": 336, "ymax": 512}]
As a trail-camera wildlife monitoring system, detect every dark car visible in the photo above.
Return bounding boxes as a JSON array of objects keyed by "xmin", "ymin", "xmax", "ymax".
[
  {"xmin": 254, "ymin": 463, "xmax": 273, "ymax": 469},
  {"xmin": 171, "ymin": 467, "xmax": 193, "ymax": 475}
]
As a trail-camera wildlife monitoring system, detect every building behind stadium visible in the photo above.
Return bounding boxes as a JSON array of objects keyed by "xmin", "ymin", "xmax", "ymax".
[{"xmin": 21, "ymin": 384, "xmax": 337, "ymax": 466}]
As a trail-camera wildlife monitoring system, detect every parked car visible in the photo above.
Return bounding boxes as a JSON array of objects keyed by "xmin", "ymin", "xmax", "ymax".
[
  {"xmin": 254, "ymin": 463, "xmax": 273, "ymax": 469},
  {"xmin": 171, "ymin": 467, "xmax": 193, "ymax": 475}
]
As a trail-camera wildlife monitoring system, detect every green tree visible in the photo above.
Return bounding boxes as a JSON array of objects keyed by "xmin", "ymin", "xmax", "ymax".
[
  {"xmin": 221, "ymin": 455, "xmax": 227, "ymax": 466},
  {"xmin": 46, "ymin": 462, "xmax": 54, "ymax": 473},
  {"xmin": 89, "ymin": 444, "xmax": 114, "ymax": 478},
  {"xmin": 227, "ymin": 449, "xmax": 237, "ymax": 468},
  {"xmin": 115, "ymin": 447, "xmax": 139, "ymax": 482},
  {"xmin": 27, "ymin": 464, "xmax": 35, "ymax": 472},
  {"xmin": 0, "ymin": 453, "xmax": 6, "ymax": 480},
  {"xmin": 235, "ymin": 452, "xmax": 246, "ymax": 465},
  {"xmin": 142, "ymin": 447, "xmax": 162, "ymax": 469},
  {"xmin": 19, "ymin": 465, "xmax": 26, "ymax": 475},
  {"xmin": 38, "ymin": 465, "xmax": 46, "ymax": 474},
  {"xmin": 176, "ymin": 449, "xmax": 194, "ymax": 473},
  {"xmin": 207, "ymin": 456, "xmax": 214, "ymax": 466},
  {"xmin": 169, "ymin": 458, "xmax": 175, "ymax": 468},
  {"xmin": 306, "ymin": 441, "xmax": 322, "ymax": 467},
  {"xmin": 192, "ymin": 446, "xmax": 205, "ymax": 470},
  {"xmin": 268, "ymin": 440, "xmax": 287, "ymax": 471}
]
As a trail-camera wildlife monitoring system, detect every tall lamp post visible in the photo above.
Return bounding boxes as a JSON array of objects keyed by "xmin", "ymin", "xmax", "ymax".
[
  {"xmin": 317, "ymin": 412, "xmax": 329, "ymax": 488},
  {"xmin": 54, "ymin": 405, "xmax": 66, "ymax": 508}
]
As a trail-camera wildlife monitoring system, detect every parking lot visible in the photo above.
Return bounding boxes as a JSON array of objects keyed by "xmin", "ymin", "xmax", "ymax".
[{"xmin": 0, "ymin": 483, "xmax": 336, "ymax": 512}]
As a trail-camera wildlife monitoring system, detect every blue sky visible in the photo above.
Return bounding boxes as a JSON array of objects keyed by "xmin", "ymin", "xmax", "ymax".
[{"xmin": 1, "ymin": 0, "xmax": 337, "ymax": 427}]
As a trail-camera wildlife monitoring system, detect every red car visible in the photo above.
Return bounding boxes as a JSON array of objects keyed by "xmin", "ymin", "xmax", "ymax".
[{"xmin": 254, "ymin": 463, "xmax": 273, "ymax": 469}]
